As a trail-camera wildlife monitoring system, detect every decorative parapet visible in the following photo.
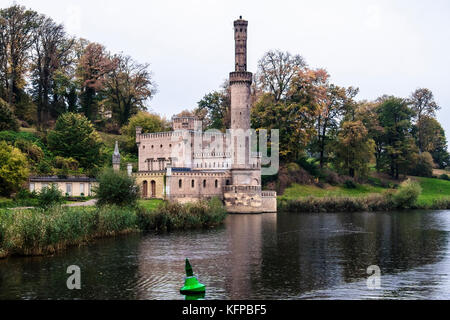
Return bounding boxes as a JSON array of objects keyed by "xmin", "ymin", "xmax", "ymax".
[
  {"xmin": 194, "ymin": 152, "xmax": 232, "ymax": 158},
  {"xmin": 262, "ymin": 191, "xmax": 277, "ymax": 197},
  {"xmin": 229, "ymin": 71, "xmax": 252, "ymax": 84},
  {"xmin": 223, "ymin": 185, "xmax": 261, "ymax": 193}
]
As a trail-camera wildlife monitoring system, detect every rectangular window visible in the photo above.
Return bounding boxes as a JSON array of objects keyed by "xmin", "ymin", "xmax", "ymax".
[
  {"xmin": 80, "ymin": 183, "xmax": 85, "ymax": 196},
  {"xmin": 30, "ymin": 183, "xmax": 35, "ymax": 192},
  {"xmin": 66, "ymin": 183, "xmax": 72, "ymax": 196}
]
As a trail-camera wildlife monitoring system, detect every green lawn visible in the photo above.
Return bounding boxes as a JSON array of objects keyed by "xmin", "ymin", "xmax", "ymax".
[
  {"xmin": 280, "ymin": 176, "xmax": 450, "ymax": 208},
  {"xmin": 138, "ymin": 199, "xmax": 164, "ymax": 211},
  {"xmin": 416, "ymin": 177, "xmax": 450, "ymax": 206},
  {"xmin": 279, "ymin": 183, "xmax": 386, "ymax": 200}
]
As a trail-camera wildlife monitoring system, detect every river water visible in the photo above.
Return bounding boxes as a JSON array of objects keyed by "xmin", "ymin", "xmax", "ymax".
[{"xmin": 1, "ymin": 210, "xmax": 450, "ymax": 300}]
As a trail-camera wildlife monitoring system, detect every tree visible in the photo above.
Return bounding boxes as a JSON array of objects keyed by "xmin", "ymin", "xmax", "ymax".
[
  {"xmin": 0, "ymin": 98, "xmax": 19, "ymax": 131},
  {"xmin": 76, "ymin": 42, "xmax": 117, "ymax": 120},
  {"xmin": 377, "ymin": 97, "xmax": 416, "ymax": 179},
  {"xmin": 414, "ymin": 116, "xmax": 450, "ymax": 168},
  {"xmin": 0, "ymin": 141, "xmax": 29, "ymax": 196},
  {"xmin": 0, "ymin": 5, "xmax": 38, "ymax": 106},
  {"xmin": 121, "ymin": 111, "xmax": 168, "ymax": 152},
  {"xmin": 312, "ymin": 83, "xmax": 354, "ymax": 168},
  {"xmin": 355, "ymin": 101, "xmax": 384, "ymax": 172},
  {"xmin": 256, "ymin": 50, "xmax": 306, "ymax": 102},
  {"xmin": 30, "ymin": 15, "xmax": 74, "ymax": 127},
  {"xmin": 104, "ymin": 54, "xmax": 155, "ymax": 126},
  {"xmin": 94, "ymin": 168, "xmax": 139, "ymax": 207},
  {"xmin": 47, "ymin": 113, "xmax": 103, "ymax": 169},
  {"xmin": 333, "ymin": 121, "xmax": 375, "ymax": 178},
  {"xmin": 196, "ymin": 89, "xmax": 230, "ymax": 131},
  {"xmin": 409, "ymin": 88, "xmax": 440, "ymax": 152},
  {"xmin": 408, "ymin": 152, "xmax": 434, "ymax": 178}
]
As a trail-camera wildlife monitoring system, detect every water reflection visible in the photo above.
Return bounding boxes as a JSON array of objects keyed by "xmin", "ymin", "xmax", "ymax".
[{"xmin": 0, "ymin": 211, "xmax": 450, "ymax": 300}]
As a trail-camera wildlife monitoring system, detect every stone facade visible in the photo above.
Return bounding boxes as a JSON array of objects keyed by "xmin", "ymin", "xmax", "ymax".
[
  {"xmin": 29, "ymin": 176, "xmax": 97, "ymax": 197},
  {"xmin": 133, "ymin": 17, "xmax": 277, "ymax": 213}
]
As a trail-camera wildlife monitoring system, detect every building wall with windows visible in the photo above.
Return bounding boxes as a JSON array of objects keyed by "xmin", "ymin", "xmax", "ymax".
[{"xmin": 28, "ymin": 177, "xmax": 97, "ymax": 197}]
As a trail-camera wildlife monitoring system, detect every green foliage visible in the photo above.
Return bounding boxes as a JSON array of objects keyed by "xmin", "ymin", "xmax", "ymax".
[
  {"xmin": 393, "ymin": 179, "xmax": 422, "ymax": 209},
  {"xmin": 344, "ymin": 180, "xmax": 357, "ymax": 189},
  {"xmin": 196, "ymin": 90, "xmax": 229, "ymax": 131},
  {"xmin": 121, "ymin": 111, "xmax": 168, "ymax": 152},
  {"xmin": 37, "ymin": 184, "xmax": 65, "ymax": 209},
  {"xmin": 137, "ymin": 198, "xmax": 227, "ymax": 232},
  {"xmin": 47, "ymin": 113, "xmax": 103, "ymax": 169},
  {"xmin": 0, "ymin": 98, "xmax": 19, "ymax": 131},
  {"xmin": 409, "ymin": 152, "xmax": 434, "ymax": 178},
  {"xmin": 278, "ymin": 194, "xmax": 394, "ymax": 213},
  {"xmin": 439, "ymin": 174, "xmax": 450, "ymax": 181},
  {"xmin": 376, "ymin": 97, "xmax": 417, "ymax": 179},
  {"xmin": 95, "ymin": 168, "xmax": 139, "ymax": 207},
  {"xmin": 0, "ymin": 141, "xmax": 30, "ymax": 196},
  {"xmin": 333, "ymin": 120, "xmax": 375, "ymax": 178}
]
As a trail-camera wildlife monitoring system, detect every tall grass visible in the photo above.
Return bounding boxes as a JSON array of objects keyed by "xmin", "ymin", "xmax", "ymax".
[
  {"xmin": 137, "ymin": 197, "xmax": 227, "ymax": 232},
  {"xmin": 0, "ymin": 205, "xmax": 138, "ymax": 258},
  {"xmin": 0, "ymin": 198, "xmax": 227, "ymax": 259}
]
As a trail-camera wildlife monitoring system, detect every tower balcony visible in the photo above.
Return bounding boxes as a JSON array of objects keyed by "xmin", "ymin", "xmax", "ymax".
[{"xmin": 229, "ymin": 71, "xmax": 252, "ymax": 84}]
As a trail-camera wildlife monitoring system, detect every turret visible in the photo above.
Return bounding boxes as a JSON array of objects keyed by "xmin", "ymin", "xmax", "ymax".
[{"xmin": 112, "ymin": 141, "xmax": 121, "ymax": 172}]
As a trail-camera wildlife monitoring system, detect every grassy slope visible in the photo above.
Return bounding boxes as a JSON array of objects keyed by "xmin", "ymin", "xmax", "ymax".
[
  {"xmin": 280, "ymin": 177, "xmax": 450, "ymax": 206},
  {"xmin": 415, "ymin": 177, "xmax": 450, "ymax": 206},
  {"xmin": 279, "ymin": 183, "xmax": 386, "ymax": 201}
]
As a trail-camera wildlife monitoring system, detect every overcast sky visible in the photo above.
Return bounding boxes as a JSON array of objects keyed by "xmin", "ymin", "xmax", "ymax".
[{"xmin": 5, "ymin": 0, "xmax": 450, "ymax": 136}]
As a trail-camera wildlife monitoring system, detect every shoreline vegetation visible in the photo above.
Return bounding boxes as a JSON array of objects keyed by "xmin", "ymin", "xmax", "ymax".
[
  {"xmin": 278, "ymin": 176, "xmax": 450, "ymax": 213},
  {"xmin": 0, "ymin": 198, "xmax": 226, "ymax": 259}
]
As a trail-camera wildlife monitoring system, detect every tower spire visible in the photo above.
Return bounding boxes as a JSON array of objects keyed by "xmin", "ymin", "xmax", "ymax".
[{"xmin": 112, "ymin": 141, "xmax": 121, "ymax": 171}]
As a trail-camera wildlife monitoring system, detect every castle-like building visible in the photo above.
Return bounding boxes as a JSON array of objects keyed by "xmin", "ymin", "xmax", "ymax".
[{"xmin": 133, "ymin": 17, "xmax": 277, "ymax": 213}]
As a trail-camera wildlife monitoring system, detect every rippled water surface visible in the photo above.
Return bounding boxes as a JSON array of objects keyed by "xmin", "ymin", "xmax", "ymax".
[{"xmin": 1, "ymin": 210, "xmax": 450, "ymax": 300}]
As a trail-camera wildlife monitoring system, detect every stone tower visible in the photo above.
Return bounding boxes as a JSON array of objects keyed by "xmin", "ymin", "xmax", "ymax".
[
  {"xmin": 229, "ymin": 16, "xmax": 261, "ymax": 187},
  {"xmin": 112, "ymin": 141, "xmax": 121, "ymax": 172},
  {"xmin": 230, "ymin": 16, "xmax": 252, "ymax": 133}
]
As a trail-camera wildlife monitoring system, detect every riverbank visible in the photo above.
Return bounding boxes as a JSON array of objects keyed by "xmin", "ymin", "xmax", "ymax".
[
  {"xmin": 278, "ymin": 176, "xmax": 450, "ymax": 213},
  {"xmin": 0, "ymin": 198, "xmax": 226, "ymax": 259}
]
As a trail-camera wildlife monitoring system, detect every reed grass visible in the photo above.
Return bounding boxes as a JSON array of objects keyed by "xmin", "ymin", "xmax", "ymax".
[{"xmin": 0, "ymin": 198, "xmax": 227, "ymax": 259}]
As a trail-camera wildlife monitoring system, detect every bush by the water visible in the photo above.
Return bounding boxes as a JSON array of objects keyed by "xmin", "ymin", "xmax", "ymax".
[
  {"xmin": 37, "ymin": 184, "xmax": 65, "ymax": 209},
  {"xmin": 137, "ymin": 197, "xmax": 227, "ymax": 232},
  {"xmin": 95, "ymin": 169, "xmax": 139, "ymax": 207},
  {"xmin": 392, "ymin": 179, "xmax": 422, "ymax": 209}
]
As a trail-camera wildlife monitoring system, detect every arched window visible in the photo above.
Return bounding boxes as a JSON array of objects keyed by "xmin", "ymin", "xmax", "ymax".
[
  {"xmin": 203, "ymin": 180, "xmax": 206, "ymax": 188},
  {"xmin": 179, "ymin": 179, "xmax": 182, "ymax": 188},
  {"xmin": 215, "ymin": 180, "xmax": 218, "ymax": 188},
  {"xmin": 191, "ymin": 180, "xmax": 195, "ymax": 188}
]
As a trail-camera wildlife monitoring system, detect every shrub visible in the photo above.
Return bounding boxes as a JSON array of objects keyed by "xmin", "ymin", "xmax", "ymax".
[
  {"xmin": 393, "ymin": 179, "xmax": 422, "ymax": 209},
  {"xmin": 409, "ymin": 152, "xmax": 434, "ymax": 178},
  {"xmin": 47, "ymin": 113, "xmax": 103, "ymax": 170},
  {"xmin": 0, "ymin": 98, "xmax": 19, "ymax": 132},
  {"xmin": 37, "ymin": 184, "xmax": 65, "ymax": 209},
  {"xmin": 95, "ymin": 169, "xmax": 139, "ymax": 207},
  {"xmin": 440, "ymin": 174, "xmax": 450, "ymax": 181},
  {"xmin": 0, "ymin": 141, "xmax": 30, "ymax": 196},
  {"xmin": 344, "ymin": 180, "xmax": 357, "ymax": 189}
]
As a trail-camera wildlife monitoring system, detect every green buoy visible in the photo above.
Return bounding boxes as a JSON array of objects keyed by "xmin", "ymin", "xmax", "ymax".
[{"xmin": 180, "ymin": 259, "xmax": 206, "ymax": 295}]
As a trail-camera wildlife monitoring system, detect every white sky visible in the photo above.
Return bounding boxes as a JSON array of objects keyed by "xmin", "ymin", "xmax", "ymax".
[{"xmin": 4, "ymin": 0, "xmax": 450, "ymax": 138}]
